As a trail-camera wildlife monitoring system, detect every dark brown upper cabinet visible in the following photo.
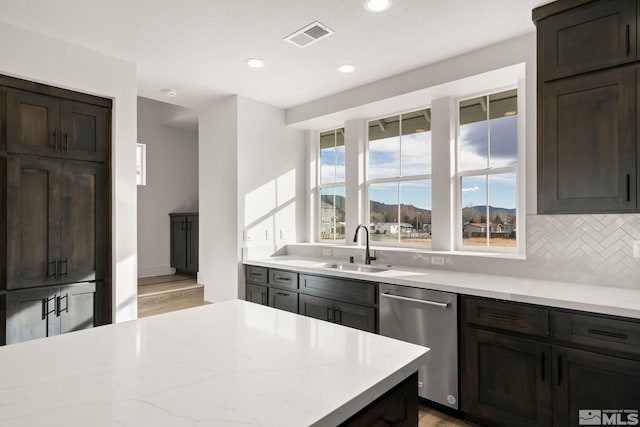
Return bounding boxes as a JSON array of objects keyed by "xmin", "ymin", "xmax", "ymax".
[
  {"xmin": 540, "ymin": 65, "xmax": 636, "ymax": 213},
  {"xmin": 535, "ymin": 0, "xmax": 640, "ymax": 214},
  {"xmin": 538, "ymin": 0, "xmax": 637, "ymax": 81},
  {"xmin": 6, "ymin": 157, "xmax": 107, "ymax": 290},
  {"xmin": 5, "ymin": 87, "xmax": 109, "ymax": 163}
]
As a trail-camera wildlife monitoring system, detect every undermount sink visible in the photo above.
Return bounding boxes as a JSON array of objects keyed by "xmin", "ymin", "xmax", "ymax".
[{"xmin": 323, "ymin": 263, "xmax": 389, "ymax": 273}]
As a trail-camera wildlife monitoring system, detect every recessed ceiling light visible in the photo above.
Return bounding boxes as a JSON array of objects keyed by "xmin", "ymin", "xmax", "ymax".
[
  {"xmin": 161, "ymin": 88, "xmax": 178, "ymax": 98},
  {"xmin": 364, "ymin": 0, "xmax": 393, "ymax": 13},
  {"xmin": 246, "ymin": 58, "xmax": 266, "ymax": 69},
  {"xmin": 338, "ymin": 64, "xmax": 356, "ymax": 73}
]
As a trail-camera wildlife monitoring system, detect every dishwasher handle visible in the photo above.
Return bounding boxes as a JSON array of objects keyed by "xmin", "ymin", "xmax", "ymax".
[{"xmin": 380, "ymin": 292, "xmax": 449, "ymax": 308}]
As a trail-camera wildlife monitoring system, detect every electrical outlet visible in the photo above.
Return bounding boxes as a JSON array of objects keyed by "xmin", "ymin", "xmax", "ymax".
[
  {"xmin": 431, "ymin": 256, "xmax": 445, "ymax": 266},
  {"xmin": 322, "ymin": 248, "xmax": 332, "ymax": 257},
  {"xmin": 633, "ymin": 240, "xmax": 640, "ymax": 259}
]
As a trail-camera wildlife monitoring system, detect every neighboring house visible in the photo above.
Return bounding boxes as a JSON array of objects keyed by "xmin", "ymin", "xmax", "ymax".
[{"xmin": 321, "ymin": 201, "xmax": 344, "ymax": 238}]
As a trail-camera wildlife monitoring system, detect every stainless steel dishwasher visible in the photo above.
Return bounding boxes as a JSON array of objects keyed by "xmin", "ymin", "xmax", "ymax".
[{"xmin": 379, "ymin": 283, "xmax": 458, "ymax": 409}]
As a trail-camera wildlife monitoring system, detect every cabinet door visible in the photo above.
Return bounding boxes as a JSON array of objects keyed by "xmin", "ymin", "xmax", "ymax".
[
  {"xmin": 59, "ymin": 282, "xmax": 96, "ymax": 334},
  {"xmin": 540, "ymin": 0, "xmax": 636, "ymax": 81},
  {"xmin": 6, "ymin": 287, "xmax": 59, "ymax": 344},
  {"xmin": 60, "ymin": 100, "xmax": 109, "ymax": 162},
  {"xmin": 299, "ymin": 294, "xmax": 332, "ymax": 322},
  {"xmin": 246, "ymin": 283, "xmax": 268, "ymax": 306},
  {"xmin": 60, "ymin": 162, "xmax": 107, "ymax": 282},
  {"xmin": 7, "ymin": 157, "xmax": 61, "ymax": 289},
  {"xmin": 170, "ymin": 215, "xmax": 187, "ymax": 271},
  {"xmin": 333, "ymin": 299, "xmax": 376, "ymax": 333},
  {"xmin": 540, "ymin": 65, "xmax": 636, "ymax": 213},
  {"xmin": 5, "ymin": 88, "xmax": 61, "ymax": 158},
  {"xmin": 268, "ymin": 288, "xmax": 298, "ymax": 313},
  {"xmin": 462, "ymin": 328, "xmax": 552, "ymax": 427},
  {"xmin": 186, "ymin": 215, "xmax": 198, "ymax": 273},
  {"xmin": 554, "ymin": 346, "xmax": 640, "ymax": 427}
]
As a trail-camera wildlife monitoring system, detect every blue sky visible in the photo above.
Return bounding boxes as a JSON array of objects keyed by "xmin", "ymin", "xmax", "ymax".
[{"xmin": 320, "ymin": 114, "xmax": 517, "ymax": 212}]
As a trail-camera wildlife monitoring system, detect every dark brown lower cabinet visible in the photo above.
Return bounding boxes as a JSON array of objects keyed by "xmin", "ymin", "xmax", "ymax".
[
  {"xmin": 5, "ymin": 282, "xmax": 95, "ymax": 345},
  {"xmin": 299, "ymin": 293, "xmax": 376, "ymax": 333},
  {"xmin": 169, "ymin": 213, "xmax": 198, "ymax": 274},
  {"xmin": 340, "ymin": 372, "xmax": 418, "ymax": 427},
  {"xmin": 246, "ymin": 283, "xmax": 267, "ymax": 306},
  {"xmin": 268, "ymin": 288, "xmax": 298, "ymax": 313},
  {"xmin": 553, "ymin": 346, "xmax": 640, "ymax": 427},
  {"xmin": 463, "ymin": 328, "xmax": 552, "ymax": 427}
]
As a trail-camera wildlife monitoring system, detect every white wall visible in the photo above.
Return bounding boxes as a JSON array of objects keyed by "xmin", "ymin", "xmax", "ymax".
[
  {"xmin": 199, "ymin": 96, "xmax": 239, "ymax": 302},
  {"xmin": 137, "ymin": 97, "xmax": 198, "ymax": 278},
  {"xmin": 198, "ymin": 96, "xmax": 306, "ymax": 302},
  {"xmin": 237, "ymin": 96, "xmax": 306, "ymax": 296},
  {"xmin": 0, "ymin": 22, "xmax": 138, "ymax": 322}
]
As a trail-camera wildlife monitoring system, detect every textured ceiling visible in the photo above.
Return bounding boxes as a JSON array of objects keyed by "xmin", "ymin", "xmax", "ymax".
[{"xmin": 0, "ymin": 0, "xmax": 551, "ymax": 110}]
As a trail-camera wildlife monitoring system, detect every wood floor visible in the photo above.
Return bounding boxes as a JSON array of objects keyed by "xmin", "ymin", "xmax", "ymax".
[
  {"xmin": 137, "ymin": 274, "xmax": 207, "ymax": 318},
  {"xmin": 419, "ymin": 406, "xmax": 478, "ymax": 426},
  {"xmin": 136, "ymin": 275, "xmax": 473, "ymax": 426}
]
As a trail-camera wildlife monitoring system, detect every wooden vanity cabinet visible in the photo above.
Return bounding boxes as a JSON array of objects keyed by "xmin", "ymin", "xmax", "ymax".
[{"xmin": 169, "ymin": 213, "xmax": 198, "ymax": 275}]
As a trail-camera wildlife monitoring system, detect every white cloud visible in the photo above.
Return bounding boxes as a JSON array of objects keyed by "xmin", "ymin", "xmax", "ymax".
[{"xmin": 462, "ymin": 186, "xmax": 480, "ymax": 192}]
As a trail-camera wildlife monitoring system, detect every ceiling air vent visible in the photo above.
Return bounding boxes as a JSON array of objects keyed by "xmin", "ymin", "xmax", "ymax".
[{"xmin": 284, "ymin": 21, "xmax": 334, "ymax": 48}]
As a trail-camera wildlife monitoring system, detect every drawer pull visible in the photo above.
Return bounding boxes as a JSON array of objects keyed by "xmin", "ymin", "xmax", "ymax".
[
  {"xmin": 626, "ymin": 24, "xmax": 631, "ymax": 57},
  {"xmin": 489, "ymin": 312, "xmax": 518, "ymax": 321},
  {"xmin": 587, "ymin": 328, "xmax": 628, "ymax": 340},
  {"xmin": 250, "ymin": 272, "xmax": 262, "ymax": 277},
  {"xmin": 380, "ymin": 417, "xmax": 402, "ymax": 427},
  {"xmin": 275, "ymin": 276, "xmax": 291, "ymax": 281},
  {"xmin": 541, "ymin": 353, "xmax": 545, "ymax": 382},
  {"xmin": 275, "ymin": 292, "xmax": 290, "ymax": 297}
]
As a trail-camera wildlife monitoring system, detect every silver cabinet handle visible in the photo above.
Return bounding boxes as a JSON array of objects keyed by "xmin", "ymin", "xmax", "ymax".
[{"xmin": 380, "ymin": 292, "xmax": 448, "ymax": 308}]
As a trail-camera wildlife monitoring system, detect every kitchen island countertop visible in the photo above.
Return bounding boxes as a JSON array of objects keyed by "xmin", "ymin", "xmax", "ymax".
[{"xmin": 0, "ymin": 300, "xmax": 428, "ymax": 427}]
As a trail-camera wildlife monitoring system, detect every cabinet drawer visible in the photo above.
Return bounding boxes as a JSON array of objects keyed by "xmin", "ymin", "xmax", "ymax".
[
  {"xmin": 465, "ymin": 297, "xmax": 549, "ymax": 337},
  {"xmin": 268, "ymin": 288, "xmax": 298, "ymax": 314},
  {"xmin": 539, "ymin": 0, "xmax": 636, "ymax": 81},
  {"xmin": 300, "ymin": 274, "xmax": 376, "ymax": 306},
  {"xmin": 553, "ymin": 311, "xmax": 640, "ymax": 356},
  {"xmin": 268, "ymin": 269, "xmax": 298, "ymax": 290},
  {"xmin": 246, "ymin": 266, "xmax": 267, "ymax": 285}
]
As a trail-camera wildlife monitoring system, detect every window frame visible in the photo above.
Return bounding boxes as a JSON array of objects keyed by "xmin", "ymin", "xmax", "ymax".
[
  {"xmin": 454, "ymin": 87, "xmax": 522, "ymax": 254},
  {"xmin": 317, "ymin": 127, "xmax": 346, "ymax": 243},
  {"xmin": 365, "ymin": 107, "xmax": 433, "ymax": 248}
]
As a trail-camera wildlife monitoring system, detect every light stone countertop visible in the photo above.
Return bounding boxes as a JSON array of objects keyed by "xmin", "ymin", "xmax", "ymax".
[
  {"xmin": 244, "ymin": 256, "xmax": 640, "ymax": 319},
  {"xmin": 0, "ymin": 299, "xmax": 429, "ymax": 427}
]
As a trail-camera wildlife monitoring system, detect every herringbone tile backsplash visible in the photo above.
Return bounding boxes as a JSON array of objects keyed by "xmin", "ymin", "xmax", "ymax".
[
  {"xmin": 286, "ymin": 214, "xmax": 640, "ymax": 289},
  {"xmin": 525, "ymin": 214, "xmax": 640, "ymax": 289}
]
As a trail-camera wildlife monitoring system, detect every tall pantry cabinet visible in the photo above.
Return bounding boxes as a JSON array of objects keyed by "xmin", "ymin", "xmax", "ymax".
[{"xmin": 0, "ymin": 75, "xmax": 112, "ymax": 346}]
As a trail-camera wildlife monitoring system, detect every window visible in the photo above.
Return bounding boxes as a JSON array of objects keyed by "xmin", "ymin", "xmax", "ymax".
[
  {"xmin": 319, "ymin": 128, "xmax": 345, "ymax": 241},
  {"xmin": 367, "ymin": 109, "xmax": 432, "ymax": 245},
  {"xmin": 136, "ymin": 143, "xmax": 146, "ymax": 186},
  {"xmin": 457, "ymin": 89, "xmax": 518, "ymax": 250}
]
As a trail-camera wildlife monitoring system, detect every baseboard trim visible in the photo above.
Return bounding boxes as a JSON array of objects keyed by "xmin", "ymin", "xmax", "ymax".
[{"xmin": 138, "ymin": 264, "xmax": 175, "ymax": 278}]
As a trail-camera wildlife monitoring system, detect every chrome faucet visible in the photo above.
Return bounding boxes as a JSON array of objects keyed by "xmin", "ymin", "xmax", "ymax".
[{"xmin": 353, "ymin": 224, "xmax": 377, "ymax": 265}]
